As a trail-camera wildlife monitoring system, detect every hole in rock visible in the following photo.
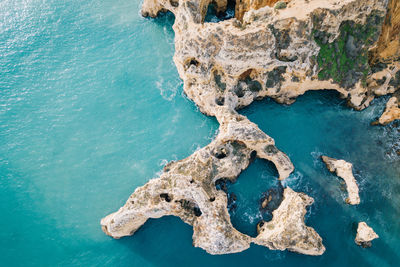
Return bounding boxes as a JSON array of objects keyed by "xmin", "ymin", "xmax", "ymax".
[
  {"xmin": 204, "ymin": 0, "xmax": 236, "ymax": 23},
  {"xmin": 178, "ymin": 199, "xmax": 202, "ymax": 217},
  {"xmin": 160, "ymin": 193, "xmax": 172, "ymax": 202},
  {"xmin": 185, "ymin": 58, "xmax": 200, "ymax": 70},
  {"xmin": 169, "ymin": 0, "xmax": 179, "ymax": 7},
  {"xmin": 215, "ymin": 96, "xmax": 225, "ymax": 106},
  {"xmin": 221, "ymin": 158, "xmax": 280, "ymax": 237},
  {"xmin": 236, "ymin": 69, "xmax": 263, "ymax": 94},
  {"xmin": 213, "ymin": 146, "xmax": 228, "ymax": 159}
]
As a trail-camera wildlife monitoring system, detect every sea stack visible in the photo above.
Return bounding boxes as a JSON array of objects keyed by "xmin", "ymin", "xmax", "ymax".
[
  {"xmin": 321, "ymin": 156, "xmax": 360, "ymax": 205},
  {"xmin": 355, "ymin": 222, "xmax": 379, "ymax": 248}
]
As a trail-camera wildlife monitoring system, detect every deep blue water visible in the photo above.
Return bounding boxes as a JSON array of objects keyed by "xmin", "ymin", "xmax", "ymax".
[{"xmin": 1, "ymin": 1, "xmax": 399, "ymax": 266}]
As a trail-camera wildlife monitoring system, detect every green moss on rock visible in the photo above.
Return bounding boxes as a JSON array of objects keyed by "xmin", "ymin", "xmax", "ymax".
[{"xmin": 313, "ymin": 12, "xmax": 383, "ymax": 88}]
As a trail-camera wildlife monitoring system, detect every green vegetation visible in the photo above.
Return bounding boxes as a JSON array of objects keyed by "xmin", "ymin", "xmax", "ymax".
[
  {"xmin": 274, "ymin": 1, "xmax": 287, "ymax": 10},
  {"xmin": 313, "ymin": 13, "xmax": 382, "ymax": 88}
]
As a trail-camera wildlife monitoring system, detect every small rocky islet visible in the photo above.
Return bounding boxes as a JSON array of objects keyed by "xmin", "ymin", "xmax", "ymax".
[{"xmin": 101, "ymin": 0, "xmax": 398, "ymax": 255}]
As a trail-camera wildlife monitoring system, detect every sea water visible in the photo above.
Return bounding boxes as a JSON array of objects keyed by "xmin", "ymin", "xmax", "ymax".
[{"xmin": 0, "ymin": 0, "xmax": 399, "ymax": 266}]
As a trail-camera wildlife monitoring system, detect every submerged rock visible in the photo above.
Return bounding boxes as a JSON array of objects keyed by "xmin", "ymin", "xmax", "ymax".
[
  {"xmin": 321, "ymin": 156, "xmax": 360, "ymax": 205},
  {"xmin": 254, "ymin": 187, "xmax": 325, "ymax": 256},
  {"xmin": 355, "ymin": 222, "xmax": 379, "ymax": 248}
]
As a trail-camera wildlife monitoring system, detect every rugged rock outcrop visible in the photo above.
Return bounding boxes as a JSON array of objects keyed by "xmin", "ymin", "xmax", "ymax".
[
  {"xmin": 355, "ymin": 222, "xmax": 379, "ymax": 248},
  {"xmin": 370, "ymin": 0, "xmax": 400, "ymax": 64},
  {"xmin": 102, "ymin": 0, "xmax": 399, "ymax": 256},
  {"xmin": 321, "ymin": 156, "xmax": 360, "ymax": 205},
  {"xmin": 377, "ymin": 95, "xmax": 400, "ymax": 125},
  {"xmin": 142, "ymin": 0, "xmax": 397, "ymax": 116},
  {"xmin": 235, "ymin": 0, "xmax": 288, "ymax": 21},
  {"xmin": 255, "ymin": 187, "xmax": 325, "ymax": 255},
  {"xmin": 101, "ymin": 111, "xmax": 296, "ymax": 254}
]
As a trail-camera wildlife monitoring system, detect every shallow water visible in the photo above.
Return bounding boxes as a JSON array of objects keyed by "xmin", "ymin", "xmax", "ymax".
[{"xmin": 1, "ymin": 1, "xmax": 399, "ymax": 266}]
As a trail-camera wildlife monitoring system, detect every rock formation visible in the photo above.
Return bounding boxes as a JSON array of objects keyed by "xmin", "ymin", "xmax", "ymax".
[
  {"xmin": 235, "ymin": 0, "xmax": 288, "ymax": 21},
  {"xmin": 377, "ymin": 95, "xmax": 400, "ymax": 125},
  {"xmin": 102, "ymin": 0, "xmax": 399, "ymax": 256},
  {"xmin": 355, "ymin": 222, "xmax": 379, "ymax": 248},
  {"xmin": 101, "ymin": 112, "xmax": 295, "ymax": 254},
  {"xmin": 255, "ymin": 187, "xmax": 325, "ymax": 255},
  {"xmin": 321, "ymin": 156, "xmax": 360, "ymax": 205}
]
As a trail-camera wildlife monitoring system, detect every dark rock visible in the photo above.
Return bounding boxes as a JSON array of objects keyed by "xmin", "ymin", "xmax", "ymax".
[
  {"xmin": 214, "ymin": 146, "xmax": 228, "ymax": 159},
  {"xmin": 160, "ymin": 193, "xmax": 172, "ymax": 202},
  {"xmin": 266, "ymin": 66, "xmax": 287, "ymax": 88},
  {"xmin": 215, "ymin": 96, "xmax": 225, "ymax": 106},
  {"xmin": 264, "ymin": 144, "xmax": 279, "ymax": 155},
  {"xmin": 259, "ymin": 182, "xmax": 284, "ymax": 214}
]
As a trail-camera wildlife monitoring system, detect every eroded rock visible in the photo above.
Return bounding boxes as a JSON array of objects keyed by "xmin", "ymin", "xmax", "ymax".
[
  {"xmin": 254, "ymin": 187, "xmax": 325, "ymax": 256},
  {"xmin": 321, "ymin": 156, "xmax": 360, "ymax": 205},
  {"xmin": 101, "ymin": 112, "xmax": 294, "ymax": 255},
  {"xmin": 101, "ymin": 0, "xmax": 399, "ymax": 257},
  {"xmin": 355, "ymin": 222, "xmax": 379, "ymax": 248},
  {"xmin": 378, "ymin": 96, "xmax": 400, "ymax": 125}
]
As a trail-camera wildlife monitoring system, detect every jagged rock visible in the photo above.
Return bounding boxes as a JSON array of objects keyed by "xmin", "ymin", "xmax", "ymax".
[
  {"xmin": 254, "ymin": 187, "xmax": 325, "ymax": 256},
  {"xmin": 141, "ymin": 0, "xmax": 396, "ymax": 116},
  {"xmin": 235, "ymin": 0, "xmax": 287, "ymax": 21},
  {"xmin": 355, "ymin": 222, "xmax": 379, "ymax": 248},
  {"xmin": 260, "ymin": 182, "xmax": 284, "ymax": 213},
  {"xmin": 101, "ymin": 112, "xmax": 294, "ymax": 255},
  {"xmin": 321, "ymin": 156, "xmax": 360, "ymax": 205},
  {"xmin": 370, "ymin": 0, "xmax": 400, "ymax": 64},
  {"xmin": 101, "ymin": 0, "xmax": 399, "ymax": 257},
  {"xmin": 378, "ymin": 96, "xmax": 400, "ymax": 125}
]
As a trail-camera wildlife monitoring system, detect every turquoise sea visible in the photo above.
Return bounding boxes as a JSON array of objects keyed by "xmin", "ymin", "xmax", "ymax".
[{"xmin": 1, "ymin": 0, "xmax": 399, "ymax": 266}]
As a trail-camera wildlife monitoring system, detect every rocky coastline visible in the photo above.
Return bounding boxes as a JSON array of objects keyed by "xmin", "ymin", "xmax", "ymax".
[{"xmin": 101, "ymin": 0, "xmax": 399, "ymax": 256}]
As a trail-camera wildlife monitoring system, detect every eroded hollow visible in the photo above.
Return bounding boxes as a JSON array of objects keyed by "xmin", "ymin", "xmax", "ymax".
[
  {"xmin": 214, "ymin": 158, "xmax": 280, "ymax": 237},
  {"xmin": 204, "ymin": 0, "xmax": 236, "ymax": 23}
]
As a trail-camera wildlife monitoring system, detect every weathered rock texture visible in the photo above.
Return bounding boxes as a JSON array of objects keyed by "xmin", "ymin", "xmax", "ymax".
[
  {"xmin": 102, "ymin": 0, "xmax": 399, "ymax": 257},
  {"xmin": 101, "ymin": 112, "xmax": 295, "ymax": 254},
  {"xmin": 355, "ymin": 222, "xmax": 379, "ymax": 248},
  {"xmin": 235, "ymin": 0, "xmax": 288, "ymax": 21},
  {"xmin": 370, "ymin": 0, "xmax": 400, "ymax": 64},
  {"xmin": 321, "ymin": 156, "xmax": 360, "ymax": 205},
  {"xmin": 378, "ymin": 95, "xmax": 400, "ymax": 125},
  {"xmin": 255, "ymin": 187, "xmax": 325, "ymax": 255}
]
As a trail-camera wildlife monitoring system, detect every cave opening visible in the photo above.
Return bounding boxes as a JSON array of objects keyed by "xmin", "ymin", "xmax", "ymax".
[{"xmin": 204, "ymin": 0, "xmax": 236, "ymax": 23}]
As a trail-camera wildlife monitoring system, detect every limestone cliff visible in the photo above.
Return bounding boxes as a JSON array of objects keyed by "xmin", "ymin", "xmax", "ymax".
[
  {"xmin": 102, "ymin": 0, "xmax": 398, "ymax": 256},
  {"xmin": 373, "ymin": 0, "xmax": 400, "ymax": 125},
  {"xmin": 235, "ymin": 0, "xmax": 287, "ymax": 21}
]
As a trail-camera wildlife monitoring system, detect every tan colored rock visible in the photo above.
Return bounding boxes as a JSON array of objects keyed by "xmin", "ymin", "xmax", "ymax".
[
  {"xmin": 101, "ymin": 111, "xmax": 294, "ymax": 255},
  {"xmin": 254, "ymin": 187, "xmax": 325, "ymax": 255},
  {"xmin": 235, "ymin": 0, "xmax": 287, "ymax": 21},
  {"xmin": 370, "ymin": 0, "xmax": 400, "ymax": 64},
  {"xmin": 378, "ymin": 96, "xmax": 400, "ymax": 125},
  {"xmin": 101, "ymin": 0, "xmax": 397, "ymax": 257},
  {"xmin": 355, "ymin": 222, "xmax": 379, "ymax": 248},
  {"xmin": 141, "ymin": 0, "xmax": 395, "ymax": 116},
  {"xmin": 321, "ymin": 156, "xmax": 360, "ymax": 205}
]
